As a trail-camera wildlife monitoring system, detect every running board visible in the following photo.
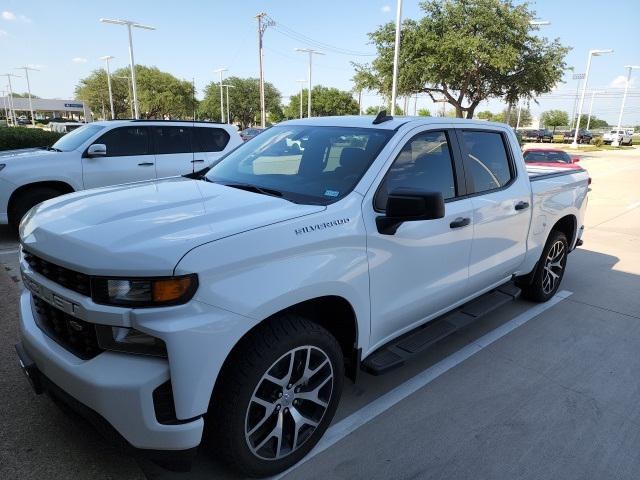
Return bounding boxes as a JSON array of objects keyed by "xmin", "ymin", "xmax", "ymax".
[{"xmin": 361, "ymin": 283, "xmax": 521, "ymax": 375}]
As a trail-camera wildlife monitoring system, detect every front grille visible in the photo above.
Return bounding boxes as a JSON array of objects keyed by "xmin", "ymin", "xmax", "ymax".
[
  {"xmin": 33, "ymin": 296, "xmax": 104, "ymax": 360},
  {"xmin": 23, "ymin": 250, "xmax": 91, "ymax": 297}
]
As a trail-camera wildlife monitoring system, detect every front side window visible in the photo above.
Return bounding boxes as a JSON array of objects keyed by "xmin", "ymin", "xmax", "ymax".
[
  {"xmin": 52, "ymin": 124, "xmax": 105, "ymax": 151},
  {"xmin": 154, "ymin": 126, "xmax": 191, "ymax": 154},
  {"xmin": 95, "ymin": 127, "xmax": 150, "ymax": 157},
  {"xmin": 375, "ymin": 131, "xmax": 456, "ymax": 211},
  {"xmin": 205, "ymin": 125, "xmax": 393, "ymax": 204},
  {"xmin": 459, "ymin": 130, "xmax": 513, "ymax": 193}
]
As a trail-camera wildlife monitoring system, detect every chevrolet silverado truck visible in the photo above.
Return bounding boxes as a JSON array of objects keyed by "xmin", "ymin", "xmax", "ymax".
[
  {"xmin": 0, "ymin": 120, "xmax": 242, "ymax": 229},
  {"xmin": 15, "ymin": 114, "xmax": 589, "ymax": 477}
]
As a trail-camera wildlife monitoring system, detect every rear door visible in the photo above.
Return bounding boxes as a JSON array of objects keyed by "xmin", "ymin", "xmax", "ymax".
[
  {"xmin": 192, "ymin": 126, "xmax": 232, "ymax": 168},
  {"xmin": 152, "ymin": 125, "xmax": 194, "ymax": 178},
  {"xmin": 365, "ymin": 128, "xmax": 474, "ymax": 347},
  {"xmin": 456, "ymin": 128, "xmax": 532, "ymax": 294},
  {"xmin": 81, "ymin": 126, "xmax": 155, "ymax": 189}
]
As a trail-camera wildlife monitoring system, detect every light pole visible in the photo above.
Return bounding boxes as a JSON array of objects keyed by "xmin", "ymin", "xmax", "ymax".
[
  {"xmin": 213, "ymin": 67, "xmax": 228, "ymax": 123},
  {"xmin": 390, "ymin": 0, "xmax": 403, "ymax": 114},
  {"xmin": 15, "ymin": 66, "xmax": 38, "ymax": 126},
  {"xmin": 569, "ymin": 73, "xmax": 585, "ymax": 130},
  {"xmin": 2, "ymin": 73, "xmax": 20, "ymax": 126},
  {"xmin": 612, "ymin": 65, "xmax": 640, "ymax": 147},
  {"xmin": 586, "ymin": 89, "xmax": 599, "ymax": 130},
  {"xmin": 115, "ymin": 75, "xmax": 134, "ymax": 118},
  {"xmin": 99, "ymin": 18, "xmax": 155, "ymax": 119},
  {"xmin": 99, "ymin": 56, "xmax": 115, "ymax": 119},
  {"xmin": 1, "ymin": 90, "xmax": 9, "ymax": 122},
  {"xmin": 295, "ymin": 48, "xmax": 324, "ymax": 118},
  {"xmin": 295, "ymin": 79, "xmax": 306, "ymax": 119},
  {"xmin": 571, "ymin": 49, "xmax": 613, "ymax": 148},
  {"xmin": 222, "ymin": 84, "xmax": 236, "ymax": 124}
]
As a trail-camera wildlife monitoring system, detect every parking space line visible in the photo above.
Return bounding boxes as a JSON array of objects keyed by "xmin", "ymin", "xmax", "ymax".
[{"xmin": 274, "ymin": 290, "xmax": 573, "ymax": 480}]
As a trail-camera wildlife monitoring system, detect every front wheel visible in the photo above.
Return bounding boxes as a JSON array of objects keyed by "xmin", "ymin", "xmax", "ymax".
[
  {"xmin": 518, "ymin": 230, "xmax": 568, "ymax": 302},
  {"xmin": 206, "ymin": 315, "xmax": 344, "ymax": 478}
]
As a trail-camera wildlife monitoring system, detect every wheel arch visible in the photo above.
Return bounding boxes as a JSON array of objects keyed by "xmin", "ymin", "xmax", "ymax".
[
  {"xmin": 8, "ymin": 180, "xmax": 75, "ymax": 224},
  {"xmin": 551, "ymin": 214, "xmax": 577, "ymax": 248}
]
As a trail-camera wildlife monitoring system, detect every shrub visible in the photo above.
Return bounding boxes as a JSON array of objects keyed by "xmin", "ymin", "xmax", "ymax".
[
  {"xmin": 0, "ymin": 127, "xmax": 64, "ymax": 151},
  {"xmin": 593, "ymin": 137, "xmax": 603, "ymax": 147}
]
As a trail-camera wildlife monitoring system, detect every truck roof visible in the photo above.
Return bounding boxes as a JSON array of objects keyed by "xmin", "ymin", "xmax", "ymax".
[{"xmin": 281, "ymin": 115, "xmax": 509, "ymax": 131}]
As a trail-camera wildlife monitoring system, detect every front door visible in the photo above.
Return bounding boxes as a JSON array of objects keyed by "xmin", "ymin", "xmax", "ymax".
[
  {"xmin": 82, "ymin": 126, "xmax": 156, "ymax": 189},
  {"xmin": 364, "ymin": 128, "xmax": 474, "ymax": 348}
]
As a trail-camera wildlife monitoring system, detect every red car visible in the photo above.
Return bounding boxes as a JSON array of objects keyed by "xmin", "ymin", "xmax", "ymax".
[{"xmin": 523, "ymin": 148, "xmax": 582, "ymax": 169}]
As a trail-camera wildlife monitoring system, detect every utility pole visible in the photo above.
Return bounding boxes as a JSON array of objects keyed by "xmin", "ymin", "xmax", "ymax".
[
  {"xmin": 295, "ymin": 48, "xmax": 324, "ymax": 118},
  {"xmin": 569, "ymin": 73, "xmax": 585, "ymax": 129},
  {"xmin": 99, "ymin": 56, "xmax": 115, "ymax": 119},
  {"xmin": 213, "ymin": 67, "xmax": 228, "ymax": 123},
  {"xmin": 116, "ymin": 75, "xmax": 134, "ymax": 118},
  {"xmin": 296, "ymin": 79, "xmax": 306, "ymax": 119},
  {"xmin": 16, "ymin": 66, "xmax": 38, "ymax": 126},
  {"xmin": 1, "ymin": 90, "xmax": 9, "ymax": 122},
  {"xmin": 2, "ymin": 73, "xmax": 20, "ymax": 126},
  {"xmin": 192, "ymin": 77, "xmax": 196, "ymax": 121},
  {"xmin": 390, "ymin": 0, "xmax": 403, "ymax": 115},
  {"xmin": 358, "ymin": 90, "xmax": 363, "ymax": 115},
  {"xmin": 256, "ymin": 13, "xmax": 275, "ymax": 128},
  {"xmin": 586, "ymin": 90, "xmax": 598, "ymax": 130}
]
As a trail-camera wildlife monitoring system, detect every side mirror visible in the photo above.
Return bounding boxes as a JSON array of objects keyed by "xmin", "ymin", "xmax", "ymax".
[
  {"xmin": 376, "ymin": 189, "xmax": 445, "ymax": 235},
  {"xmin": 87, "ymin": 143, "xmax": 107, "ymax": 157}
]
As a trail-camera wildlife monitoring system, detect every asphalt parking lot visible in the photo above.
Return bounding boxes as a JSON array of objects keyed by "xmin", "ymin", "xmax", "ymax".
[{"xmin": 1, "ymin": 146, "xmax": 640, "ymax": 479}]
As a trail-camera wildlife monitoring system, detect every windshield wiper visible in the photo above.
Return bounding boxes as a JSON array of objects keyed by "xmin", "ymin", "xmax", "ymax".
[{"xmin": 221, "ymin": 182, "xmax": 284, "ymax": 198}]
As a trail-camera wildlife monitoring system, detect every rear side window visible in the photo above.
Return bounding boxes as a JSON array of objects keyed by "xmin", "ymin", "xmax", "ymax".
[
  {"xmin": 154, "ymin": 126, "xmax": 191, "ymax": 154},
  {"xmin": 459, "ymin": 130, "xmax": 513, "ymax": 193},
  {"xmin": 375, "ymin": 130, "xmax": 456, "ymax": 211},
  {"xmin": 95, "ymin": 127, "xmax": 150, "ymax": 157},
  {"xmin": 192, "ymin": 127, "xmax": 230, "ymax": 152}
]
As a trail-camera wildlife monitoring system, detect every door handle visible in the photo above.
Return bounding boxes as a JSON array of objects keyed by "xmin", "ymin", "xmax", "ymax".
[
  {"xmin": 191, "ymin": 159, "xmax": 205, "ymax": 163},
  {"xmin": 450, "ymin": 217, "xmax": 471, "ymax": 229},
  {"xmin": 138, "ymin": 162, "xmax": 154, "ymax": 166},
  {"xmin": 515, "ymin": 201, "xmax": 530, "ymax": 211}
]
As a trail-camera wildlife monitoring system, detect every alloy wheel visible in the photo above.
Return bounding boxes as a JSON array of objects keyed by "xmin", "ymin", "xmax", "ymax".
[{"xmin": 542, "ymin": 240, "xmax": 565, "ymax": 294}]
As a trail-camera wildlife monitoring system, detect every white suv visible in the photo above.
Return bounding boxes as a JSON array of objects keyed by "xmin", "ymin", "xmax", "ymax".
[
  {"xmin": 603, "ymin": 129, "xmax": 633, "ymax": 145},
  {"xmin": 0, "ymin": 120, "xmax": 242, "ymax": 228}
]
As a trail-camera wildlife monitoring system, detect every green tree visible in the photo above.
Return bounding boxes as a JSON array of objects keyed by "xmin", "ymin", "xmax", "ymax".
[
  {"xmin": 575, "ymin": 114, "xmax": 608, "ymax": 129},
  {"xmin": 417, "ymin": 108, "xmax": 431, "ymax": 116},
  {"xmin": 11, "ymin": 92, "xmax": 40, "ymax": 99},
  {"xmin": 353, "ymin": 0, "xmax": 569, "ymax": 118},
  {"xmin": 284, "ymin": 86, "xmax": 358, "ymax": 118},
  {"xmin": 540, "ymin": 109, "xmax": 569, "ymax": 133},
  {"xmin": 364, "ymin": 105, "xmax": 404, "ymax": 115},
  {"xmin": 199, "ymin": 76, "xmax": 281, "ymax": 128},
  {"xmin": 76, "ymin": 65, "xmax": 196, "ymax": 119}
]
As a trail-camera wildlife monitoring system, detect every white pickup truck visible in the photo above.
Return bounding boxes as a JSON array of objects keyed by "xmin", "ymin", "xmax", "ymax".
[
  {"xmin": 602, "ymin": 128, "xmax": 633, "ymax": 146},
  {"xmin": 15, "ymin": 115, "xmax": 589, "ymax": 477},
  {"xmin": 0, "ymin": 120, "xmax": 242, "ymax": 228}
]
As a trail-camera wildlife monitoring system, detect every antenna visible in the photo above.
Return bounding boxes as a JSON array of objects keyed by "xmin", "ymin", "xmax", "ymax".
[{"xmin": 373, "ymin": 110, "xmax": 393, "ymax": 125}]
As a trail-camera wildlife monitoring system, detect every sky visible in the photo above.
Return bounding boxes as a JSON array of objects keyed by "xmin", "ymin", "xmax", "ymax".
[{"xmin": 1, "ymin": 0, "xmax": 639, "ymax": 125}]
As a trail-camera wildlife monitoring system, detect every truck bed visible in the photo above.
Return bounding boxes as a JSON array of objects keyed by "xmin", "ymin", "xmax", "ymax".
[{"xmin": 526, "ymin": 164, "xmax": 585, "ymax": 181}]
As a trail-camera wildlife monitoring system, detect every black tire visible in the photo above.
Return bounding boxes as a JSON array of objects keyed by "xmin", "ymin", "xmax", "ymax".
[
  {"xmin": 205, "ymin": 315, "xmax": 344, "ymax": 478},
  {"xmin": 518, "ymin": 230, "xmax": 568, "ymax": 302},
  {"xmin": 9, "ymin": 187, "xmax": 63, "ymax": 230}
]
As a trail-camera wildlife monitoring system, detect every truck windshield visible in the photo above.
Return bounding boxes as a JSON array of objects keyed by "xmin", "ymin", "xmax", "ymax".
[
  {"xmin": 51, "ymin": 124, "xmax": 105, "ymax": 152},
  {"xmin": 205, "ymin": 125, "xmax": 393, "ymax": 204}
]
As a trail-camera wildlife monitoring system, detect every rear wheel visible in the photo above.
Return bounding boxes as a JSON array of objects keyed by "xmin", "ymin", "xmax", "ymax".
[
  {"xmin": 518, "ymin": 230, "xmax": 568, "ymax": 302},
  {"xmin": 206, "ymin": 315, "xmax": 344, "ymax": 477},
  {"xmin": 9, "ymin": 187, "xmax": 63, "ymax": 230}
]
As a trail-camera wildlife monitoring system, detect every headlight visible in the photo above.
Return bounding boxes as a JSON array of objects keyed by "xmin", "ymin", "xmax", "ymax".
[{"xmin": 91, "ymin": 274, "xmax": 198, "ymax": 307}]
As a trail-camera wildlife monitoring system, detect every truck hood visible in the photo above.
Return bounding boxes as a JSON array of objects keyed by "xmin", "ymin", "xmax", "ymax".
[
  {"xmin": 20, "ymin": 177, "xmax": 325, "ymax": 276},
  {"xmin": 0, "ymin": 147, "xmax": 59, "ymax": 162}
]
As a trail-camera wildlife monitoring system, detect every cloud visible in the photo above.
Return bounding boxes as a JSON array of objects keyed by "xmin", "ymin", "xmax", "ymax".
[
  {"xmin": 381, "ymin": 5, "xmax": 391, "ymax": 13},
  {"xmin": 2, "ymin": 11, "xmax": 31, "ymax": 22},
  {"xmin": 72, "ymin": 57, "xmax": 88, "ymax": 64},
  {"xmin": 0, "ymin": 29, "xmax": 7, "ymax": 37},
  {"xmin": 610, "ymin": 75, "xmax": 636, "ymax": 89}
]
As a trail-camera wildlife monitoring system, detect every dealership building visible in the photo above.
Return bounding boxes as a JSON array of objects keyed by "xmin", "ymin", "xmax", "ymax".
[{"xmin": 0, "ymin": 96, "xmax": 92, "ymax": 122}]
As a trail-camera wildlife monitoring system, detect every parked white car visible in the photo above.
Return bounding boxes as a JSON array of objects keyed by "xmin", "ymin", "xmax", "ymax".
[
  {"xmin": 49, "ymin": 121, "xmax": 84, "ymax": 134},
  {"xmin": 15, "ymin": 115, "xmax": 589, "ymax": 477},
  {"xmin": 0, "ymin": 120, "xmax": 242, "ymax": 227},
  {"xmin": 603, "ymin": 129, "xmax": 633, "ymax": 145}
]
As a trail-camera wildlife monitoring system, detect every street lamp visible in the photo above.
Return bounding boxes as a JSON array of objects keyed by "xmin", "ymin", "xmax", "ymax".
[
  {"xmin": 99, "ymin": 18, "xmax": 155, "ymax": 119},
  {"xmin": 295, "ymin": 48, "xmax": 324, "ymax": 118},
  {"xmin": 99, "ymin": 56, "xmax": 115, "ymax": 119},
  {"xmin": 571, "ymin": 49, "xmax": 613, "ymax": 148},
  {"xmin": 213, "ymin": 67, "xmax": 228, "ymax": 123},
  {"xmin": 221, "ymin": 84, "xmax": 236, "ymax": 124},
  {"xmin": 390, "ymin": 0, "xmax": 403, "ymax": 115},
  {"xmin": 586, "ymin": 89, "xmax": 599, "ymax": 130},
  {"xmin": 612, "ymin": 65, "xmax": 640, "ymax": 147},
  {"xmin": 295, "ymin": 79, "xmax": 306, "ymax": 119},
  {"xmin": 15, "ymin": 66, "xmax": 38, "ymax": 126},
  {"xmin": 115, "ymin": 75, "xmax": 134, "ymax": 118}
]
